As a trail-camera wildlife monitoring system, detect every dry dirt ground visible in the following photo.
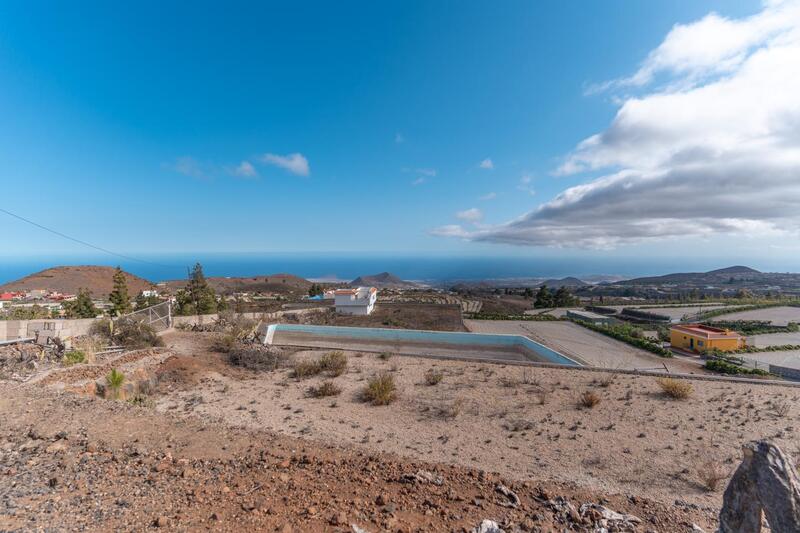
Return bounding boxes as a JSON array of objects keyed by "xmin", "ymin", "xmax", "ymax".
[
  {"xmin": 5, "ymin": 330, "xmax": 799, "ymax": 531},
  {"xmin": 463, "ymin": 320, "xmax": 701, "ymax": 373},
  {"xmin": 710, "ymin": 305, "xmax": 800, "ymax": 326},
  {"xmin": 0, "ymin": 340, "xmax": 720, "ymax": 532}
]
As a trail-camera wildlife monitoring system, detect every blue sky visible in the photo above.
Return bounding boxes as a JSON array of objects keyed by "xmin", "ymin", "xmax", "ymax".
[{"xmin": 2, "ymin": 0, "xmax": 798, "ymax": 271}]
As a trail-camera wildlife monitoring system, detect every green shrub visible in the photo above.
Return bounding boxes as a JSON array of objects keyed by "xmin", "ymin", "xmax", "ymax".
[
  {"xmin": 704, "ymin": 359, "xmax": 769, "ymax": 376},
  {"xmin": 63, "ymin": 350, "xmax": 86, "ymax": 366},
  {"xmin": 362, "ymin": 373, "xmax": 398, "ymax": 406},
  {"xmin": 105, "ymin": 369, "xmax": 125, "ymax": 399}
]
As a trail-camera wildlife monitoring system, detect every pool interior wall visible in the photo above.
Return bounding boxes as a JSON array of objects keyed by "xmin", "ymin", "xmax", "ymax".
[{"xmin": 263, "ymin": 324, "xmax": 580, "ymax": 366}]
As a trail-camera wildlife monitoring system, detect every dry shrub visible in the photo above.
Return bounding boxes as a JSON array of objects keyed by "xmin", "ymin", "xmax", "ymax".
[
  {"xmin": 113, "ymin": 318, "xmax": 164, "ymax": 349},
  {"xmin": 578, "ymin": 390, "xmax": 601, "ymax": 409},
  {"xmin": 531, "ymin": 391, "xmax": 549, "ymax": 405},
  {"xmin": 597, "ymin": 373, "xmax": 616, "ymax": 388},
  {"xmin": 228, "ymin": 346, "xmax": 292, "ymax": 371},
  {"xmin": 362, "ymin": 373, "xmax": 397, "ymax": 406},
  {"xmin": 499, "ymin": 376, "xmax": 520, "ymax": 388},
  {"xmin": 378, "ymin": 352, "xmax": 392, "ymax": 361},
  {"xmin": 292, "ymin": 359, "xmax": 322, "ymax": 379},
  {"xmin": 424, "ymin": 368, "xmax": 444, "ymax": 386},
  {"xmin": 435, "ymin": 398, "xmax": 463, "ymax": 420},
  {"xmin": 308, "ymin": 380, "xmax": 342, "ymax": 398},
  {"xmin": 773, "ymin": 400, "xmax": 790, "ymax": 417},
  {"xmin": 503, "ymin": 419, "xmax": 535, "ymax": 432},
  {"xmin": 212, "ymin": 333, "xmax": 237, "ymax": 353},
  {"xmin": 657, "ymin": 377, "xmax": 693, "ymax": 400},
  {"xmin": 319, "ymin": 351, "xmax": 348, "ymax": 377},
  {"xmin": 696, "ymin": 458, "xmax": 729, "ymax": 491}
]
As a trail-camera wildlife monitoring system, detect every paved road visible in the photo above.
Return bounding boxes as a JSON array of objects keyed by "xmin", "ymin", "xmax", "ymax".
[{"xmin": 464, "ymin": 320, "xmax": 702, "ymax": 372}]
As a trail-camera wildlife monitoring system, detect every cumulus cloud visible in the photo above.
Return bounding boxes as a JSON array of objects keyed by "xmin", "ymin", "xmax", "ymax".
[
  {"xmin": 480, "ymin": 192, "xmax": 497, "ymax": 200},
  {"xmin": 456, "ymin": 208, "xmax": 484, "ymax": 223},
  {"xmin": 233, "ymin": 161, "xmax": 257, "ymax": 178},
  {"xmin": 436, "ymin": 0, "xmax": 800, "ymax": 249},
  {"xmin": 260, "ymin": 152, "xmax": 310, "ymax": 176},
  {"xmin": 479, "ymin": 158, "xmax": 494, "ymax": 170}
]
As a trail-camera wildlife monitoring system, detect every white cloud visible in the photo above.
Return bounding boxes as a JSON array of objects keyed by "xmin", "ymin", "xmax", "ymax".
[
  {"xmin": 479, "ymin": 158, "xmax": 494, "ymax": 170},
  {"xmin": 456, "ymin": 208, "xmax": 484, "ymax": 223},
  {"xmin": 233, "ymin": 161, "xmax": 257, "ymax": 178},
  {"xmin": 517, "ymin": 175, "xmax": 536, "ymax": 196},
  {"xmin": 436, "ymin": 0, "xmax": 800, "ymax": 249},
  {"xmin": 429, "ymin": 224, "xmax": 471, "ymax": 238},
  {"xmin": 167, "ymin": 156, "xmax": 209, "ymax": 180},
  {"xmin": 480, "ymin": 192, "xmax": 497, "ymax": 200},
  {"xmin": 411, "ymin": 177, "xmax": 426, "ymax": 186},
  {"xmin": 260, "ymin": 152, "xmax": 310, "ymax": 176}
]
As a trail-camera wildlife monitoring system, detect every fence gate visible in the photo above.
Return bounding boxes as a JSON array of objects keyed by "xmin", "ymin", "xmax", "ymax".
[{"xmin": 115, "ymin": 301, "xmax": 172, "ymax": 332}]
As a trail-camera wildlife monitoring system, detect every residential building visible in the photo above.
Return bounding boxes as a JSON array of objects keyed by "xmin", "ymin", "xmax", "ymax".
[
  {"xmin": 334, "ymin": 287, "xmax": 377, "ymax": 315},
  {"xmin": 670, "ymin": 324, "xmax": 745, "ymax": 353}
]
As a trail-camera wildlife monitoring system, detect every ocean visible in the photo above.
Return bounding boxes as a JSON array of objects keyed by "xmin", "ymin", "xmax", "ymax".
[{"xmin": 0, "ymin": 252, "xmax": 743, "ymax": 286}]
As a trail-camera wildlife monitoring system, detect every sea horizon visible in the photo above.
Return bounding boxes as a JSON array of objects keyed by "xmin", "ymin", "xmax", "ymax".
[{"xmin": 0, "ymin": 252, "xmax": 791, "ymax": 287}]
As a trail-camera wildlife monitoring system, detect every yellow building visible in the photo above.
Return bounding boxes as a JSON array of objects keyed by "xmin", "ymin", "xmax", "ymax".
[{"xmin": 670, "ymin": 324, "xmax": 745, "ymax": 353}]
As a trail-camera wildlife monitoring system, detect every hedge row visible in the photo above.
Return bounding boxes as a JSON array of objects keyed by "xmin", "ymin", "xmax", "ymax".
[{"xmin": 572, "ymin": 320, "xmax": 673, "ymax": 357}]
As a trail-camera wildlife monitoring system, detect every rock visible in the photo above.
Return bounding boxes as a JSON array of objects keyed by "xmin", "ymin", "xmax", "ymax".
[
  {"xmin": 278, "ymin": 524, "xmax": 292, "ymax": 533},
  {"xmin": 471, "ymin": 519, "xmax": 505, "ymax": 533},
  {"xmin": 495, "ymin": 483, "xmax": 521, "ymax": 508},
  {"xmin": 330, "ymin": 511, "xmax": 348, "ymax": 525},
  {"xmin": 375, "ymin": 493, "xmax": 388, "ymax": 506},
  {"xmin": 400, "ymin": 469, "xmax": 444, "ymax": 485},
  {"xmin": 719, "ymin": 440, "xmax": 800, "ymax": 533},
  {"xmin": 153, "ymin": 516, "xmax": 169, "ymax": 528}
]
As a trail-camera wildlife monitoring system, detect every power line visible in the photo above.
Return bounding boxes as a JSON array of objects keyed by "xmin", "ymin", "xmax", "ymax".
[{"xmin": 0, "ymin": 207, "xmax": 178, "ymax": 269}]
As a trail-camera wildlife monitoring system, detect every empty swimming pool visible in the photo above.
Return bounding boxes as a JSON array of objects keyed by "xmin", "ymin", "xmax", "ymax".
[{"xmin": 262, "ymin": 324, "xmax": 580, "ymax": 366}]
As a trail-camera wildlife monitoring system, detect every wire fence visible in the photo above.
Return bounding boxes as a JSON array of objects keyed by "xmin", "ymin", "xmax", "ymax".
[{"xmin": 115, "ymin": 301, "xmax": 172, "ymax": 332}]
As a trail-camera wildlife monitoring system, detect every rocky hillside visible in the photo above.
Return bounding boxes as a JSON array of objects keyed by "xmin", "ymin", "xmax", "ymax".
[
  {"xmin": 0, "ymin": 266, "xmax": 154, "ymax": 297},
  {"xmin": 351, "ymin": 272, "xmax": 418, "ymax": 288},
  {"xmin": 164, "ymin": 273, "xmax": 312, "ymax": 296}
]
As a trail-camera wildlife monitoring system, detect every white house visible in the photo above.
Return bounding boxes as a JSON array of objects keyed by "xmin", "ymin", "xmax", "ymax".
[
  {"xmin": 334, "ymin": 287, "xmax": 377, "ymax": 315},
  {"xmin": 140, "ymin": 290, "xmax": 160, "ymax": 298}
]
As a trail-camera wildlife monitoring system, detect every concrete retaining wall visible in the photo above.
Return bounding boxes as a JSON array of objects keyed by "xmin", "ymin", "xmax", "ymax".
[{"xmin": 0, "ymin": 318, "xmax": 96, "ymax": 343}]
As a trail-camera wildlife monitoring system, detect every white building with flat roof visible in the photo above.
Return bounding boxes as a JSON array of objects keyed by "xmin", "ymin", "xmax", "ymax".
[{"xmin": 334, "ymin": 287, "xmax": 377, "ymax": 315}]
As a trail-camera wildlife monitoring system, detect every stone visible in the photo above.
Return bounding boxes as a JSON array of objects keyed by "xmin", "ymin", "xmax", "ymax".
[
  {"xmin": 718, "ymin": 440, "xmax": 800, "ymax": 533},
  {"xmin": 495, "ymin": 483, "xmax": 521, "ymax": 508},
  {"xmin": 471, "ymin": 519, "xmax": 505, "ymax": 533}
]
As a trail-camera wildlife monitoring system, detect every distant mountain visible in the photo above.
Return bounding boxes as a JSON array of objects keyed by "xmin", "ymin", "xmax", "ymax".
[
  {"xmin": 621, "ymin": 266, "xmax": 764, "ymax": 286},
  {"xmin": 706, "ymin": 265, "xmax": 761, "ymax": 275},
  {"xmin": 351, "ymin": 272, "xmax": 418, "ymax": 288},
  {"xmin": 0, "ymin": 265, "xmax": 154, "ymax": 298},
  {"xmin": 538, "ymin": 277, "xmax": 588, "ymax": 288}
]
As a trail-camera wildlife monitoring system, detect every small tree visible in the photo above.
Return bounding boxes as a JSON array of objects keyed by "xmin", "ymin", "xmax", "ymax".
[
  {"xmin": 64, "ymin": 288, "xmax": 98, "ymax": 318},
  {"xmin": 554, "ymin": 286, "xmax": 576, "ymax": 307},
  {"xmin": 534, "ymin": 285, "xmax": 554, "ymax": 308},
  {"xmin": 109, "ymin": 266, "xmax": 131, "ymax": 316},
  {"xmin": 308, "ymin": 283, "xmax": 324, "ymax": 297},
  {"xmin": 176, "ymin": 263, "xmax": 218, "ymax": 315}
]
